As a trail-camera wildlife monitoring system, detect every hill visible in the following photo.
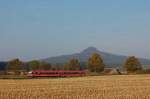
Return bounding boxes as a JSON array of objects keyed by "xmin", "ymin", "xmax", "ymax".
[{"xmin": 42, "ymin": 47, "xmax": 150, "ymax": 69}]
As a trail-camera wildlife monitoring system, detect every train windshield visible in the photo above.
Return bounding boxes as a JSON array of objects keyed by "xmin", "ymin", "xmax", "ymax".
[{"xmin": 28, "ymin": 71, "xmax": 33, "ymax": 74}]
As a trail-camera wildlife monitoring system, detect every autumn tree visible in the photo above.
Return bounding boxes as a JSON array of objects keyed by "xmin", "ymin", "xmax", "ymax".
[
  {"xmin": 87, "ymin": 53, "xmax": 105, "ymax": 72},
  {"xmin": 66, "ymin": 58, "xmax": 80, "ymax": 70},
  {"xmin": 124, "ymin": 56, "xmax": 142, "ymax": 73},
  {"xmin": 7, "ymin": 58, "xmax": 24, "ymax": 73}
]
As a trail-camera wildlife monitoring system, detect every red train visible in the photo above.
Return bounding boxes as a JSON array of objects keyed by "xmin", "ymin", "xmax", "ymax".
[{"xmin": 27, "ymin": 70, "xmax": 86, "ymax": 77}]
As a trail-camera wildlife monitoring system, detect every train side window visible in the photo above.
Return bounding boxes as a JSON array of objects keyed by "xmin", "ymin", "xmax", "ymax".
[{"xmin": 64, "ymin": 72, "xmax": 69, "ymax": 74}]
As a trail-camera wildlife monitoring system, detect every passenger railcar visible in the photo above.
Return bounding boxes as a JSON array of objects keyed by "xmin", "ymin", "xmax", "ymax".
[{"xmin": 27, "ymin": 70, "xmax": 86, "ymax": 77}]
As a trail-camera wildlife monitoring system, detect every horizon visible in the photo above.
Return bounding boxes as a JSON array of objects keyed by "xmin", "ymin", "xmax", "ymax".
[
  {"xmin": 1, "ymin": 46, "xmax": 150, "ymax": 62},
  {"xmin": 0, "ymin": 0, "xmax": 150, "ymax": 61}
]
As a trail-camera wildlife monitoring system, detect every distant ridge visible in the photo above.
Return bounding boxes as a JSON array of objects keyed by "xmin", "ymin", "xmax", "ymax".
[{"xmin": 42, "ymin": 47, "xmax": 150, "ymax": 69}]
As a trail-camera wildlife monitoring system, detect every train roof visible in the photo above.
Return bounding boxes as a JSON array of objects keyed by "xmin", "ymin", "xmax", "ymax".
[{"xmin": 30, "ymin": 70, "xmax": 85, "ymax": 72}]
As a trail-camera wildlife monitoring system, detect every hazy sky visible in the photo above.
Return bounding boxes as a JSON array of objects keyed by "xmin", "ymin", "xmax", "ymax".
[{"xmin": 0, "ymin": 0, "xmax": 150, "ymax": 61}]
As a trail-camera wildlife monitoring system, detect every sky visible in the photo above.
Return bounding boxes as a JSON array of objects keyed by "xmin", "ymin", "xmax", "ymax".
[{"xmin": 0, "ymin": 0, "xmax": 150, "ymax": 61}]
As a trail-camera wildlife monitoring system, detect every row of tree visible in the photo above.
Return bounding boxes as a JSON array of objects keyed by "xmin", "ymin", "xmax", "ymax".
[
  {"xmin": 87, "ymin": 53, "xmax": 143, "ymax": 73},
  {"xmin": 6, "ymin": 59, "xmax": 52, "ymax": 72},
  {"xmin": 5, "ymin": 53, "xmax": 143, "ymax": 74}
]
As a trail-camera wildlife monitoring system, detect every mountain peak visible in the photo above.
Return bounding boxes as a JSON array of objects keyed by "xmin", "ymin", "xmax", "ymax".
[
  {"xmin": 81, "ymin": 47, "xmax": 100, "ymax": 54},
  {"xmin": 86, "ymin": 47, "xmax": 98, "ymax": 50}
]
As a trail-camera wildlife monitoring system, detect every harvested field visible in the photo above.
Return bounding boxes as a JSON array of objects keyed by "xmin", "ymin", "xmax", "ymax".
[{"xmin": 0, "ymin": 75, "xmax": 150, "ymax": 99}]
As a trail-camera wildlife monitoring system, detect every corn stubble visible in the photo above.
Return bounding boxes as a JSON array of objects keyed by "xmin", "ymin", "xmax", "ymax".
[{"xmin": 0, "ymin": 75, "xmax": 150, "ymax": 99}]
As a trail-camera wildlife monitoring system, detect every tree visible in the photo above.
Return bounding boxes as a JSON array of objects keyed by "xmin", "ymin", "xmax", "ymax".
[
  {"xmin": 27, "ymin": 60, "xmax": 52, "ymax": 71},
  {"xmin": 39, "ymin": 61, "xmax": 52, "ymax": 70},
  {"xmin": 0, "ymin": 62, "xmax": 7, "ymax": 71},
  {"xmin": 27, "ymin": 60, "xmax": 40, "ymax": 70},
  {"xmin": 63, "ymin": 64, "xmax": 69, "ymax": 70},
  {"xmin": 87, "ymin": 53, "xmax": 105, "ymax": 72},
  {"xmin": 7, "ymin": 58, "xmax": 24, "ymax": 73},
  {"xmin": 124, "ymin": 56, "xmax": 142, "ymax": 73},
  {"xmin": 67, "ymin": 58, "xmax": 80, "ymax": 70}
]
